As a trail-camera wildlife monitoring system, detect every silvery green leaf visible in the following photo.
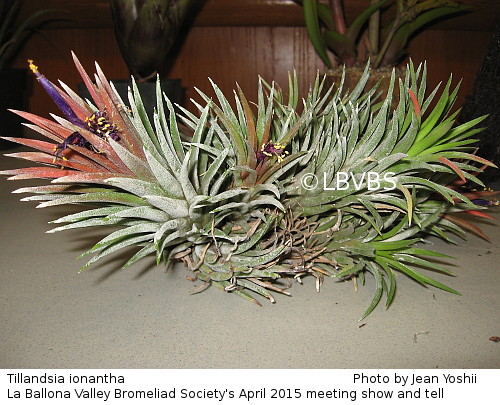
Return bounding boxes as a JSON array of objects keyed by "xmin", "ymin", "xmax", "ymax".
[
  {"xmin": 210, "ymin": 202, "xmax": 247, "ymax": 214},
  {"xmin": 80, "ymin": 233, "xmax": 155, "ymax": 271},
  {"xmin": 189, "ymin": 142, "xmax": 223, "ymax": 156},
  {"xmin": 154, "ymin": 219, "xmax": 182, "ymax": 244},
  {"xmin": 235, "ymin": 269, "xmax": 279, "ymax": 279},
  {"xmin": 156, "ymin": 230, "xmax": 184, "ymax": 253},
  {"xmin": 104, "ymin": 177, "xmax": 164, "ymax": 197},
  {"xmin": 20, "ymin": 194, "xmax": 66, "ymax": 202},
  {"xmin": 392, "ymin": 113, "xmax": 420, "ymax": 154},
  {"xmin": 399, "ymin": 175, "xmax": 472, "ymax": 205},
  {"xmin": 109, "ymin": 206, "xmax": 171, "ymax": 222},
  {"xmin": 164, "ymin": 95, "xmax": 185, "ymax": 161},
  {"xmin": 370, "ymin": 115, "xmax": 400, "ymax": 160},
  {"xmin": 229, "ymin": 244, "xmax": 287, "ymax": 266},
  {"xmin": 188, "ymin": 195, "xmax": 209, "ymax": 221},
  {"xmin": 211, "ymin": 118, "xmax": 232, "ymax": 150},
  {"xmin": 235, "ymin": 279, "xmax": 276, "ymax": 301},
  {"xmin": 249, "ymin": 183, "xmax": 281, "ymax": 199},
  {"xmin": 51, "ymin": 206, "xmax": 128, "ymax": 224},
  {"xmin": 206, "ymin": 188, "xmax": 248, "ymax": 204},
  {"xmin": 127, "ymin": 98, "xmax": 157, "ymax": 154},
  {"xmin": 247, "ymin": 196, "xmax": 285, "ymax": 212},
  {"xmin": 129, "ymin": 77, "xmax": 160, "ymax": 151},
  {"xmin": 179, "ymin": 150, "xmax": 197, "ymax": 202},
  {"xmin": 144, "ymin": 195, "xmax": 189, "ymax": 218},
  {"xmin": 188, "ymin": 104, "xmax": 211, "ymax": 188},
  {"xmin": 372, "ymin": 153, "xmax": 408, "ymax": 173},
  {"xmin": 144, "ymin": 149, "xmax": 184, "ymax": 198},
  {"xmin": 209, "ymin": 168, "xmax": 231, "ymax": 197},
  {"xmin": 189, "ymin": 194, "xmax": 210, "ymax": 208},
  {"xmin": 37, "ymin": 191, "xmax": 147, "ymax": 208},
  {"xmin": 360, "ymin": 262, "xmax": 384, "ymax": 320},
  {"xmin": 152, "ymin": 111, "xmax": 182, "ymax": 173},
  {"xmin": 108, "ymin": 137, "xmax": 153, "ymax": 180},
  {"xmin": 89, "ymin": 222, "xmax": 161, "ymax": 253},
  {"xmin": 348, "ymin": 97, "xmax": 391, "ymax": 165},
  {"xmin": 47, "ymin": 216, "xmax": 125, "ymax": 233},
  {"xmin": 122, "ymin": 244, "xmax": 156, "ymax": 269},
  {"xmin": 335, "ymin": 259, "xmax": 368, "ymax": 278},
  {"xmin": 176, "ymin": 103, "xmax": 200, "ymax": 130},
  {"xmin": 256, "ymin": 78, "xmax": 275, "ymax": 144},
  {"xmin": 208, "ymin": 78, "xmax": 241, "ymax": 135},
  {"xmin": 209, "ymin": 271, "xmax": 234, "ymax": 282},
  {"xmin": 346, "ymin": 62, "xmax": 370, "ymax": 103},
  {"xmin": 197, "ymin": 125, "xmax": 216, "ymax": 179},
  {"xmin": 155, "ymin": 76, "xmax": 167, "ymax": 132},
  {"xmin": 259, "ymin": 151, "xmax": 307, "ymax": 184},
  {"xmin": 232, "ymin": 215, "xmax": 278, "ymax": 255}
]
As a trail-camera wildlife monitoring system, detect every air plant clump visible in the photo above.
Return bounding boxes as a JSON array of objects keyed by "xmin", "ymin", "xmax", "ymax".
[{"xmin": 1, "ymin": 53, "xmax": 497, "ymax": 319}]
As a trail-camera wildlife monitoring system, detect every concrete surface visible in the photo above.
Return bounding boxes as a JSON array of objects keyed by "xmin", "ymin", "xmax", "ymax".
[{"xmin": 1, "ymin": 148, "xmax": 499, "ymax": 369}]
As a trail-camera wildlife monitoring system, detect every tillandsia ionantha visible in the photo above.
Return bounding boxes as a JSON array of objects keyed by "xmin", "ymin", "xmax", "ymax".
[{"xmin": 1, "ymin": 53, "xmax": 498, "ymax": 319}]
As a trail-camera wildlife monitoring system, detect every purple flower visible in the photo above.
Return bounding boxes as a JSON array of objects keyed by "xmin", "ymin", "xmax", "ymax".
[
  {"xmin": 256, "ymin": 142, "xmax": 288, "ymax": 165},
  {"xmin": 29, "ymin": 59, "xmax": 85, "ymax": 128},
  {"xmin": 53, "ymin": 131, "xmax": 95, "ymax": 162},
  {"xmin": 472, "ymin": 199, "xmax": 499, "ymax": 206},
  {"xmin": 29, "ymin": 60, "xmax": 123, "ymax": 162},
  {"xmin": 85, "ymin": 110, "xmax": 121, "ymax": 142}
]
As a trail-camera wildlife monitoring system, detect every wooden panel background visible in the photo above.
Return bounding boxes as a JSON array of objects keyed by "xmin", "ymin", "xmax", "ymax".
[
  {"xmin": 19, "ymin": 0, "xmax": 500, "ymax": 30},
  {"xmin": 11, "ymin": 0, "xmax": 498, "ymax": 120}
]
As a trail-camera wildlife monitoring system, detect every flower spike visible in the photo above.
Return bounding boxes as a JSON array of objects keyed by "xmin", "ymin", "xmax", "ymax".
[{"xmin": 28, "ymin": 59, "xmax": 85, "ymax": 128}]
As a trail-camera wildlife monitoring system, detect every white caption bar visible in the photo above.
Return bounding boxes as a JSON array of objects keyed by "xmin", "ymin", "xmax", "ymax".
[{"xmin": 3, "ymin": 369, "xmax": 497, "ymax": 404}]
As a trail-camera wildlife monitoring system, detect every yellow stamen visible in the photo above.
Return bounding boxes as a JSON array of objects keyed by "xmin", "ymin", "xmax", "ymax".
[
  {"xmin": 277, "ymin": 151, "xmax": 289, "ymax": 163},
  {"xmin": 28, "ymin": 59, "xmax": 38, "ymax": 74},
  {"xmin": 52, "ymin": 155, "xmax": 68, "ymax": 164}
]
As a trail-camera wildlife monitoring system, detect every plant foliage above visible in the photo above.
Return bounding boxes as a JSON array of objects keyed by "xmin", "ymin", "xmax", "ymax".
[
  {"xmin": 0, "ymin": 0, "xmax": 54, "ymax": 71},
  {"xmin": 109, "ymin": 0, "xmax": 197, "ymax": 81},
  {"xmin": 295, "ymin": 0, "xmax": 468, "ymax": 68},
  {"xmin": 1, "ymin": 53, "xmax": 497, "ymax": 319}
]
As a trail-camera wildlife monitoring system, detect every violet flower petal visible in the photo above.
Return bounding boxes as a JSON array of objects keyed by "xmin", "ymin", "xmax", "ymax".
[{"xmin": 29, "ymin": 60, "xmax": 85, "ymax": 128}]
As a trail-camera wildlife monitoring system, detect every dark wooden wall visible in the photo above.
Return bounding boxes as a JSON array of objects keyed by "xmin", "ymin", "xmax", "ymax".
[{"xmin": 12, "ymin": 0, "xmax": 498, "ymax": 119}]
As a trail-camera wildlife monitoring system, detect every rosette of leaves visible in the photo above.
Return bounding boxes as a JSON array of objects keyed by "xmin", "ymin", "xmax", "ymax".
[
  {"xmin": 1, "ymin": 53, "xmax": 495, "ymax": 318},
  {"xmin": 294, "ymin": 0, "xmax": 468, "ymax": 68}
]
